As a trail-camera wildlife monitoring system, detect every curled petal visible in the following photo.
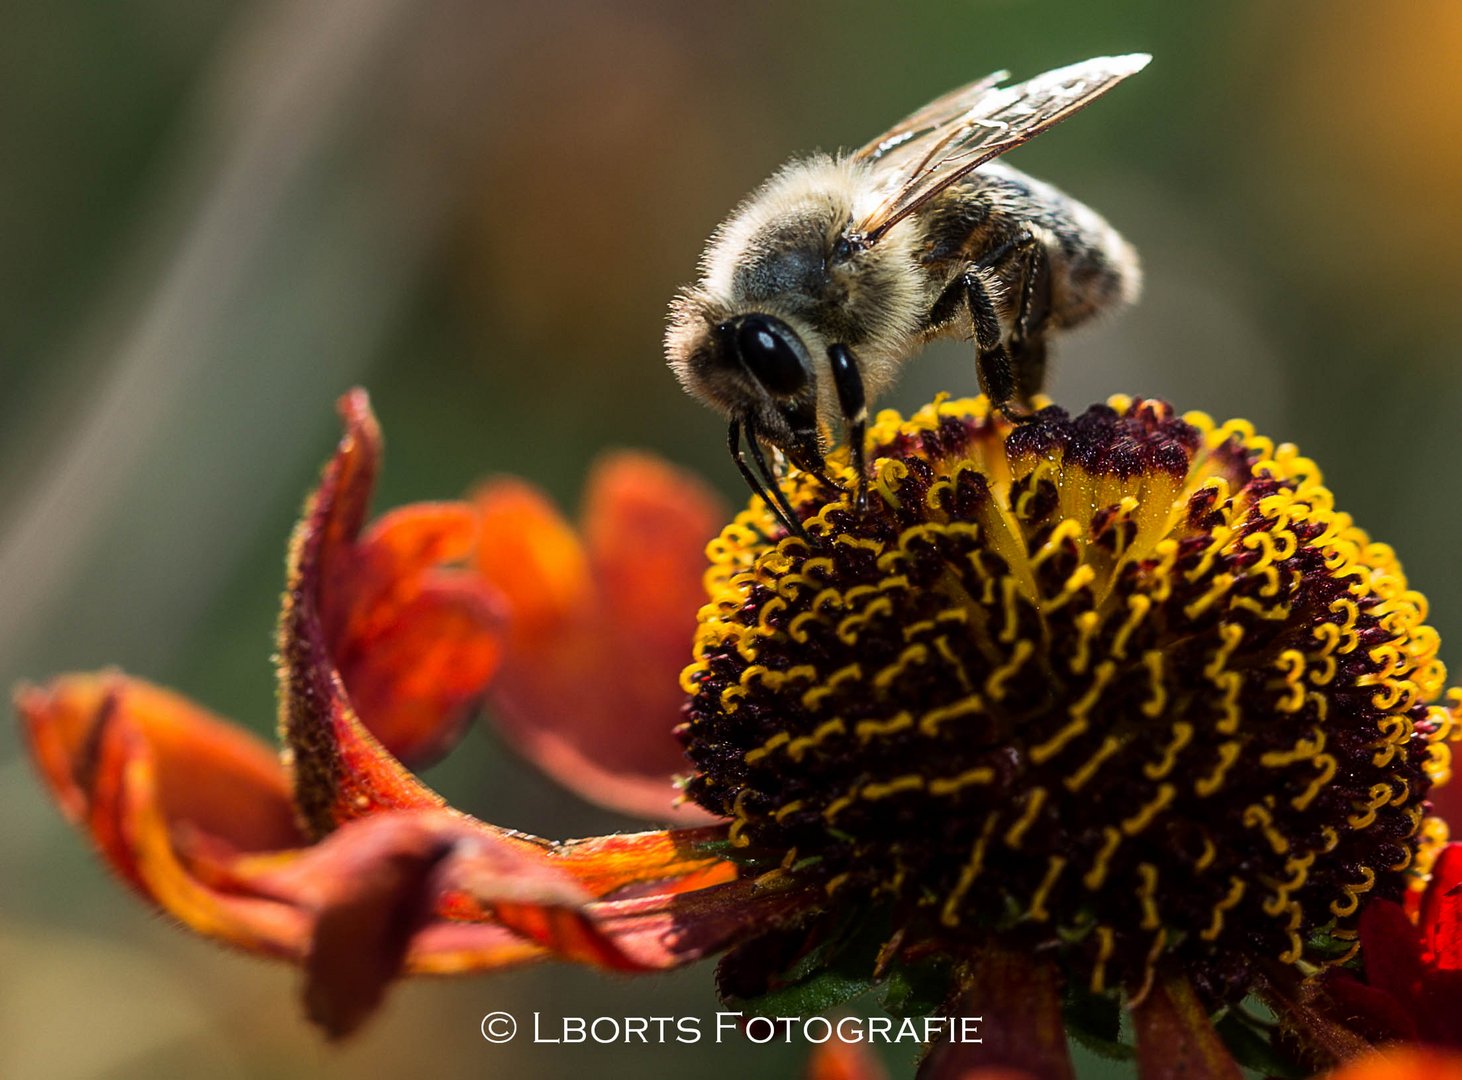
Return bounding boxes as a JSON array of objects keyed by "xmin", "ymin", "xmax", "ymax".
[
  {"xmin": 17, "ymin": 674, "xmax": 303, "ymax": 865},
  {"xmin": 281, "ymin": 390, "xmax": 504, "ymax": 836},
  {"xmin": 476, "ymin": 453, "xmax": 726, "ymax": 822},
  {"xmin": 280, "ymin": 391, "xmax": 459, "ymax": 833}
]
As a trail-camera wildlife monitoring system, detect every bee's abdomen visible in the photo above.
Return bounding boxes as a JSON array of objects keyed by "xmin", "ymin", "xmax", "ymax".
[{"xmin": 920, "ymin": 163, "xmax": 1140, "ymax": 332}]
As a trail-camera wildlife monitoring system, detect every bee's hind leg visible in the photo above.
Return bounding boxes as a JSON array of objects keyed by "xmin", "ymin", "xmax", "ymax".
[
  {"xmin": 963, "ymin": 271, "xmax": 1029, "ymax": 423},
  {"xmin": 1007, "ymin": 228, "xmax": 1052, "ymax": 403},
  {"xmin": 965, "ymin": 225, "xmax": 1053, "ymax": 423}
]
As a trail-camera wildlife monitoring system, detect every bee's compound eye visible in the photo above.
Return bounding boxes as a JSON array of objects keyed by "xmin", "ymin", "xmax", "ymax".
[{"xmin": 732, "ymin": 315, "xmax": 809, "ymax": 397}]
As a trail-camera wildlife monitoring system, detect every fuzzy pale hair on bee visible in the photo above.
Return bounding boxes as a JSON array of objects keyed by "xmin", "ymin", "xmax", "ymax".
[
  {"xmin": 665, "ymin": 154, "xmax": 923, "ymax": 425},
  {"xmin": 664, "ymin": 54, "xmax": 1152, "ymax": 537}
]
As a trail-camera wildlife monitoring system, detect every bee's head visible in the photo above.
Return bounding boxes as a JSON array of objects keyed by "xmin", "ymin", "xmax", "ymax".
[{"xmin": 666, "ymin": 297, "xmax": 828, "ymax": 473}]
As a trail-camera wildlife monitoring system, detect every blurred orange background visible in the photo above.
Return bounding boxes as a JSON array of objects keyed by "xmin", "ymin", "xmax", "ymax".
[{"xmin": 4, "ymin": 2, "xmax": 1462, "ymax": 1076}]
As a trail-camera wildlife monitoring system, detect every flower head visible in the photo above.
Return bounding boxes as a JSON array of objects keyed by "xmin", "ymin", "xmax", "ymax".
[{"xmin": 681, "ymin": 395, "xmax": 1455, "ymax": 1055}]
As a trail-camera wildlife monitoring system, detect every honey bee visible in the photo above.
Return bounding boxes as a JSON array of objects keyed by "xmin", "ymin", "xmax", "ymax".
[{"xmin": 666, "ymin": 54, "xmax": 1149, "ymax": 534}]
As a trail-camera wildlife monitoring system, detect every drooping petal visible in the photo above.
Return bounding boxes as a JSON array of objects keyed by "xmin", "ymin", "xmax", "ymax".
[
  {"xmin": 474, "ymin": 452, "xmax": 726, "ymax": 823},
  {"xmin": 918, "ymin": 950, "xmax": 1072, "ymax": 1080},
  {"xmin": 1130, "ymin": 974, "xmax": 1241, "ymax": 1080},
  {"xmin": 19, "ymin": 672, "xmax": 753, "ymax": 1036},
  {"xmin": 242, "ymin": 815, "xmax": 758, "ymax": 1036},
  {"xmin": 16, "ymin": 674, "xmax": 310, "ymax": 956},
  {"xmin": 17, "ymin": 674, "xmax": 303, "ymax": 864},
  {"xmin": 236, "ymin": 809, "xmax": 606, "ymax": 1038}
]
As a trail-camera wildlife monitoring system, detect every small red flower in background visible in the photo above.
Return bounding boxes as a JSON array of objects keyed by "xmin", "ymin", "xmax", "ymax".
[{"xmin": 1319, "ymin": 842, "xmax": 1462, "ymax": 1049}]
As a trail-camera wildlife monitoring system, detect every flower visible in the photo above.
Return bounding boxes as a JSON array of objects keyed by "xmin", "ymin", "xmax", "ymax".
[
  {"xmin": 17, "ymin": 389, "xmax": 814, "ymax": 1040},
  {"xmin": 16, "ymin": 389, "xmax": 1461, "ymax": 1076}
]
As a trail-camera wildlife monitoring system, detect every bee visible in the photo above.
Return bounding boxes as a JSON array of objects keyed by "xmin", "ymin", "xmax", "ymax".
[{"xmin": 666, "ymin": 54, "xmax": 1149, "ymax": 535}]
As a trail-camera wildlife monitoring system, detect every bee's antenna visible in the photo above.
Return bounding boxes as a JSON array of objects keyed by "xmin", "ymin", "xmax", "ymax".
[{"xmin": 728, "ymin": 420, "xmax": 810, "ymax": 543}]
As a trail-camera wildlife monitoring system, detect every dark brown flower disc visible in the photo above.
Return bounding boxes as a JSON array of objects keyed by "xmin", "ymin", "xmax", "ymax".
[{"xmin": 679, "ymin": 396, "xmax": 1454, "ymax": 1003}]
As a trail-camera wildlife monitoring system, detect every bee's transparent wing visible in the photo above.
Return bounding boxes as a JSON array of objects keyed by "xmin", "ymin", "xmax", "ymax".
[{"xmin": 853, "ymin": 54, "xmax": 1150, "ymax": 243}]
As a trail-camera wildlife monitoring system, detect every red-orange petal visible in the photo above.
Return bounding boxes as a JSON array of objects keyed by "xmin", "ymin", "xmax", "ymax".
[
  {"xmin": 17, "ymin": 673, "xmax": 302, "ymax": 859},
  {"xmin": 1131, "ymin": 974, "xmax": 1242, "ymax": 1080},
  {"xmin": 1321, "ymin": 1048, "xmax": 1462, "ymax": 1080},
  {"xmin": 807, "ymin": 1040, "xmax": 892, "ymax": 1080},
  {"xmin": 236, "ymin": 808, "xmax": 608, "ymax": 1038},
  {"xmin": 1421, "ymin": 842, "xmax": 1462, "ymax": 969},
  {"xmin": 475, "ymin": 453, "xmax": 725, "ymax": 823},
  {"xmin": 16, "ymin": 673, "xmax": 311, "ymax": 956},
  {"xmin": 326, "ymin": 503, "xmax": 503, "ymax": 766}
]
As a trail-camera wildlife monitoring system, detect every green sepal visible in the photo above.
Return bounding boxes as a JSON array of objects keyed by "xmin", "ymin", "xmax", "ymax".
[
  {"xmin": 1215, "ymin": 1011, "xmax": 1303, "ymax": 1078},
  {"xmin": 1061, "ymin": 986, "xmax": 1134, "ymax": 1062},
  {"xmin": 880, "ymin": 958, "xmax": 951, "ymax": 1019},
  {"xmin": 735, "ymin": 967, "xmax": 875, "ymax": 1018}
]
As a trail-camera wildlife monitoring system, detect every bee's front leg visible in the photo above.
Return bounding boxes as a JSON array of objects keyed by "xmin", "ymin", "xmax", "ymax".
[{"xmin": 827, "ymin": 344, "xmax": 868, "ymax": 512}]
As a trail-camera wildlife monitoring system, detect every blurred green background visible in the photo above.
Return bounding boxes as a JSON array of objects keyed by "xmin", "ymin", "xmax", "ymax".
[{"xmin": 4, "ymin": 2, "xmax": 1461, "ymax": 1077}]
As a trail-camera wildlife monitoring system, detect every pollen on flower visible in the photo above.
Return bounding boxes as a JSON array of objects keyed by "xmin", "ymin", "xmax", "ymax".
[{"xmin": 677, "ymin": 394, "xmax": 1456, "ymax": 1006}]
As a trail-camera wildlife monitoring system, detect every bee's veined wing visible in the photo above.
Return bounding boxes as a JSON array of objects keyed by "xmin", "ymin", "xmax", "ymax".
[{"xmin": 852, "ymin": 54, "xmax": 1150, "ymax": 243}]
